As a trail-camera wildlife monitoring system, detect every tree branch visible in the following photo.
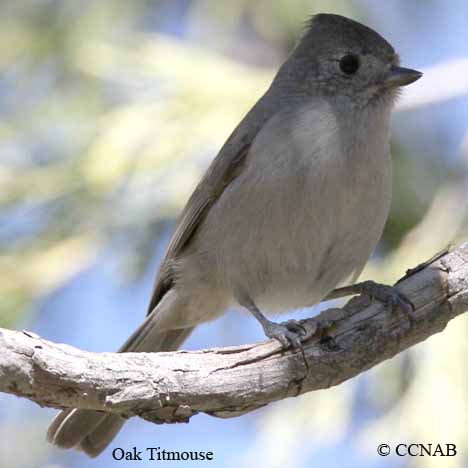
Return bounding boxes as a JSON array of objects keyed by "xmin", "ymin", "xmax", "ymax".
[{"xmin": 1, "ymin": 244, "xmax": 467, "ymax": 424}]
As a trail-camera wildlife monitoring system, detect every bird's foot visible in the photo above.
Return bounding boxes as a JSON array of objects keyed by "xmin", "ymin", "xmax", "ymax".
[
  {"xmin": 357, "ymin": 280, "xmax": 415, "ymax": 318},
  {"xmin": 263, "ymin": 319, "xmax": 307, "ymax": 349}
]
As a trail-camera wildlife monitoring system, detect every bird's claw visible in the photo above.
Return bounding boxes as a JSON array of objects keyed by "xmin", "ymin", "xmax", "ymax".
[
  {"xmin": 264, "ymin": 319, "xmax": 307, "ymax": 349},
  {"xmin": 360, "ymin": 281, "xmax": 415, "ymax": 320}
]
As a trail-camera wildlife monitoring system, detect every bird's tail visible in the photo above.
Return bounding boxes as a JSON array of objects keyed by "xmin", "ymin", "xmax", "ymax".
[{"xmin": 47, "ymin": 300, "xmax": 193, "ymax": 458}]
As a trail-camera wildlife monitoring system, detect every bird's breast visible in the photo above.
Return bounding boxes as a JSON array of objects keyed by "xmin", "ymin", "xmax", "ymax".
[{"xmin": 194, "ymin": 100, "xmax": 393, "ymax": 313}]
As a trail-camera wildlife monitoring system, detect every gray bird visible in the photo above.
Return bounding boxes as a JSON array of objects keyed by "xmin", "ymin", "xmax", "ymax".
[{"xmin": 47, "ymin": 13, "xmax": 422, "ymax": 457}]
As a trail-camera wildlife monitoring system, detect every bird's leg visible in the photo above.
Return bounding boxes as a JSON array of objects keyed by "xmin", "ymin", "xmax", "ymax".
[
  {"xmin": 239, "ymin": 295, "xmax": 308, "ymax": 349},
  {"xmin": 325, "ymin": 280, "xmax": 415, "ymax": 317}
]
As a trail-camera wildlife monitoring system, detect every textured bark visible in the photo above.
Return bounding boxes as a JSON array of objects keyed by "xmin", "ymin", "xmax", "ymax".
[{"xmin": 1, "ymin": 244, "xmax": 467, "ymax": 425}]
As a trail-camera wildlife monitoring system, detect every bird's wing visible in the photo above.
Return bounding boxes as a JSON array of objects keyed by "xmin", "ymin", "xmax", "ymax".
[{"xmin": 146, "ymin": 96, "xmax": 274, "ymax": 314}]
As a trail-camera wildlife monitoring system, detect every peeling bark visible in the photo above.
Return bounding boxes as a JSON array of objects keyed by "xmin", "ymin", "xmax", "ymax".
[{"xmin": 1, "ymin": 244, "xmax": 467, "ymax": 425}]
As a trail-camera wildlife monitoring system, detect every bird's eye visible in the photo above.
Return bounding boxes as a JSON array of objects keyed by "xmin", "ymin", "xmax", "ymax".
[{"xmin": 339, "ymin": 54, "xmax": 360, "ymax": 75}]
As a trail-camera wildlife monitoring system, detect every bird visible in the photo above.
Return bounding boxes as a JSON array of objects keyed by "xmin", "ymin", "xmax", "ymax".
[{"xmin": 47, "ymin": 13, "xmax": 422, "ymax": 457}]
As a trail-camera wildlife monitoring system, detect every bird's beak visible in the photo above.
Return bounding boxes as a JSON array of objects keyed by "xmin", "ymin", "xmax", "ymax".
[{"xmin": 384, "ymin": 66, "xmax": 423, "ymax": 87}]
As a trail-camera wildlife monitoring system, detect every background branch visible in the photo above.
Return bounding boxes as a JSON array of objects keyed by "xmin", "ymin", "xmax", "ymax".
[{"xmin": 1, "ymin": 244, "xmax": 467, "ymax": 425}]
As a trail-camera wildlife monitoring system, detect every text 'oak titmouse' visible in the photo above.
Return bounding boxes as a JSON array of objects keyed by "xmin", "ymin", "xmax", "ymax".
[{"xmin": 47, "ymin": 13, "xmax": 422, "ymax": 457}]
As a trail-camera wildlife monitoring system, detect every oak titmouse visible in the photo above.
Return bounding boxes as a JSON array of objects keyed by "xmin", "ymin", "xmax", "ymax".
[{"xmin": 47, "ymin": 13, "xmax": 422, "ymax": 457}]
